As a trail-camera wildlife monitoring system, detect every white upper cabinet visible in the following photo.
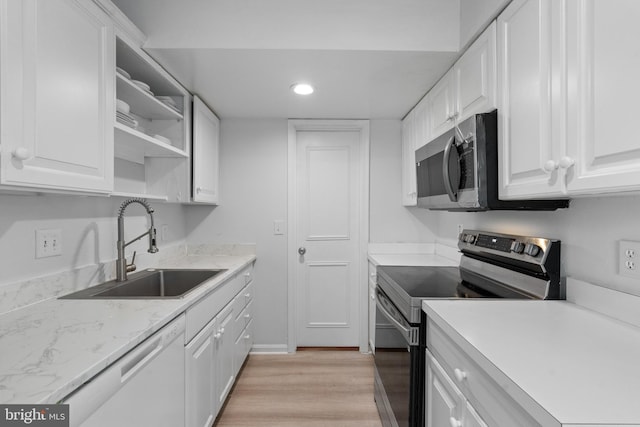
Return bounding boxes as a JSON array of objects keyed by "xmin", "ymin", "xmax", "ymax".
[
  {"xmin": 455, "ymin": 21, "xmax": 497, "ymax": 122},
  {"xmin": 401, "ymin": 97, "xmax": 429, "ymax": 206},
  {"xmin": 192, "ymin": 96, "xmax": 220, "ymax": 204},
  {"xmin": 428, "ymin": 22, "xmax": 497, "ymax": 139},
  {"xmin": 499, "ymin": 0, "xmax": 640, "ymax": 200},
  {"xmin": 497, "ymin": 0, "xmax": 564, "ymax": 199},
  {"xmin": 0, "ymin": 0, "xmax": 114, "ymax": 193},
  {"xmin": 564, "ymin": 0, "xmax": 640, "ymax": 195}
]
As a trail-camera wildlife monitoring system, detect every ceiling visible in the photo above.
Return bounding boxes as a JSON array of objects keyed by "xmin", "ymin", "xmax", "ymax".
[{"xmin": 112, "ymin": 0, "xmax": 467, "ymax": 120}]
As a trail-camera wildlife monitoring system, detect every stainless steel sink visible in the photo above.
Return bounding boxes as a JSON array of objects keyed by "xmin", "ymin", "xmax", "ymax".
[{"xmin": 60, "ymin": 269, "xmax": 226, "ymax": 299}]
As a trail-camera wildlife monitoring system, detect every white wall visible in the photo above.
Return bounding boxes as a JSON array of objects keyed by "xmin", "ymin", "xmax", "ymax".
[
  {"xmin": 459, "ymin": 0, "xmax": 510, "ymax": 48},
  {"xmin": 0, "ymin": 194, "xmax": 187, "ymax": 287},
  {"xmin": 435, "ymin": 194, "xmax": 640, "ymax": 296},
  {"xmin": 185, "ymin": 118, "xmax": 434, "ymax": 348},
  {"xmin": 185, "ymin": 119, "xmax": 290, "ymax": 348},
  {"xmin": 369, "ymin": 120, "xmax": 437, "ymax": 243}
]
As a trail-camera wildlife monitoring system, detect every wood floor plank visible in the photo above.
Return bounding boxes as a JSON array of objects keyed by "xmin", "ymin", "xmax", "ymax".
[{"xmin": 213, "ymin": 351, "xmax": 383, "ymax": 427}]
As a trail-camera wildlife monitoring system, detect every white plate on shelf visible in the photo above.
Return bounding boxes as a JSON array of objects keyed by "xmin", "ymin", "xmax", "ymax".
[
  {"xmin": 131, "ymin": 80, "xmax": 151, "ymax": 91},
  {"xmin": 116, "ymin": 67, "xmax": 131, "ymax": 79},
  {"xmin": 116, "ymin": 99, "xmax": 130, "ymax": 114},
  {"xmin": 153, "ymin": 134, "xmax": 171, "ymax": 145}
]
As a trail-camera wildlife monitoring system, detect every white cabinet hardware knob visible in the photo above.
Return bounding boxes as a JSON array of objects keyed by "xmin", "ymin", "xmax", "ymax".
[
  {"xmin": 559, "ymin": 156, "xmax": 575, "ymax": 169},
  {"xmin": 11, "ymin": 147, "xmax": 31, "ymax": 161},
  {"xmin": 244, "ymin": 314, "xmax": 251, "ymax": 319},
  {"xmin": 543, "ymin": 160, "xmax": 559, "ymax": 172},
  {"xmin": 245, "ymin": 293, "xmax": 251, "ymax": 298},
  {"xmin": 454, "ymin": 368, "xmax": 467, "ymax": 382},
  {"xmin": 370, "ymin": 294, "xmax": 375, "ymax": 300},
  {"xmin": 219, "ymin": 327, "xmax": 225, "ymax": 335},
  {"xmin": 214, "ymin": 332, "xmax": 222, "ymax": 339},
  {"xmin": 449, "ymin": 417, "xmax": 463, "ymax": 427},
  {"xmin": 244, "ymin": 334, "xmax": 251, "ymax": 340}
]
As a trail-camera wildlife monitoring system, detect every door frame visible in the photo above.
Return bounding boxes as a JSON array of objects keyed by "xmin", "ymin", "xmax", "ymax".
[{"xmin": 287, "ymin": 119, "xmax": 370, "ymax": 353}]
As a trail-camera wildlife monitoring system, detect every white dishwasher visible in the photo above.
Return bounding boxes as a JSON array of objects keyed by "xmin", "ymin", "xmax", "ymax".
[{"xmin": 63, "ymin": 314, "xmax": 186, "ymax": 427}]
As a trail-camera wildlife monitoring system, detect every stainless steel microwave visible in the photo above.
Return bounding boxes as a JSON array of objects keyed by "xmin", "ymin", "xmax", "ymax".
[{"xmin": 415, "ymin": 110, "xmax": 569, "ymax": 211}]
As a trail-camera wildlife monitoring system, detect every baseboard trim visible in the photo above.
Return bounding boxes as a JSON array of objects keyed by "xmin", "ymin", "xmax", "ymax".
[
  {"xmin": 297, "ymin": 347, "xmax": 360, "ymax": 351},
  {"xmin": 249, "ymin": 344, "xmax": 290, "ymax": 354}
]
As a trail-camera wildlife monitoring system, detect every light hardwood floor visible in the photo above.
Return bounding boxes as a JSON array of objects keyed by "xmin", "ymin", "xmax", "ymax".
[{"xmin": 213, "ymin": 351, "xmax": 383, "ymax": 427}]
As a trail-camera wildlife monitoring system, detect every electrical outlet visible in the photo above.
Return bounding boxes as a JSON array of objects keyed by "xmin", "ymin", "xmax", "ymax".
[
  {"xmin": 619, "ymin": 240, "xmax": 640, "ymax": 278},
  {"xmin": 35, "ymin": 229, "xmax": 62, "ymax": 258}
]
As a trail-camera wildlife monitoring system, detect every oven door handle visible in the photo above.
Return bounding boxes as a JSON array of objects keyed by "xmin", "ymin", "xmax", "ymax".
[{"xmin": 376, "ymin": 297, "xmax": 417, "ymax": 345}]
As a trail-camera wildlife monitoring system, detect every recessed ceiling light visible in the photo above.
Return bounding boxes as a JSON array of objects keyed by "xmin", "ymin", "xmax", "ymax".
[{"xmin": 291, "ymin": 83, "xmax": 314, "ymax": 95}]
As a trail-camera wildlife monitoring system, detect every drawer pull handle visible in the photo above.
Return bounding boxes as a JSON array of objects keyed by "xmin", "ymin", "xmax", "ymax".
[
  {"xmin": 454, "ymin": 368, "xmax": 467, "ymax": 382},
  {"xmin": 449, "ymin": 417, "xmax": 462, "ymax": 427}
]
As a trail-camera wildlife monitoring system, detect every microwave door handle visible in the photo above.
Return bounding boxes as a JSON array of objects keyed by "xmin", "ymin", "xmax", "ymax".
[{"xmin": 443, "ymin": 135, "xmax": 460, "ymax": 202}]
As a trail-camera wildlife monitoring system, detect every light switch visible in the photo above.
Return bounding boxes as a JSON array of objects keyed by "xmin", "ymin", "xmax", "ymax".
[
  {"xmin": 273, "ymin": 220, "xmax": 285, "ymax": 235},
  {"xmin": 35, "ymin": 229, "xmax": 62, "ymax": 258}
]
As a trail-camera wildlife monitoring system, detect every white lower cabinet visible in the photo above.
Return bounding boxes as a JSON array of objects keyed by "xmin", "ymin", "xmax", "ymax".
[
  {"xmin": 426, "ymin": 351, "xmax": 488, "ymax": 427},
  {"xmin": 368, "ymin": 261, "xmax": 377, "ymax": 351},
  {"xmin": 426, "ymin": 318, "xmax": 550, "ymax": 427},
  {"xmin": 184, "ymin": 263, "xmax": 255, "ymax": 427},
  {"xmin": 185, "ymin": 317, "xmax": 217, "ymax": 427}
]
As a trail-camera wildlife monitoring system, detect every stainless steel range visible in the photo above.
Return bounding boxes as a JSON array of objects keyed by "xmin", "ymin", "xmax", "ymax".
[{"xmin": 373, "ymin": 229, "xmax": 563, "ymax": 427}]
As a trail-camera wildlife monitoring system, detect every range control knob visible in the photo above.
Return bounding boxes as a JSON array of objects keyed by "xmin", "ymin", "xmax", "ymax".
[
  {"xmin": 465, "ymin": 234, "xmax": 476, "ymax": 243},
  {"xmin": 510, "ymin": 241, "xmax": 525, "ymax": 254},
  {"xmin": 524, "ymin": 243, "xmax": 541, "ymax": 257},
  {"xmin": 459, "ymin": 233, "xmax": 467, "ymax": 242}
]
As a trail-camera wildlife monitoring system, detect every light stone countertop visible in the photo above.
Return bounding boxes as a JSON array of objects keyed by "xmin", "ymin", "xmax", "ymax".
[
  {"xmin": 423, "ymin": 299, "xmax": 640, "ymax": 425},
  {"xmin": 0, "ymin": 253, "xmax": 256, "ymax": 405}
]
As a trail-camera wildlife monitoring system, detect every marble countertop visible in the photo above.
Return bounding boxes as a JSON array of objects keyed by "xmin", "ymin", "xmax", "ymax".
[
  {"xmin": 0, "ymin": 253, "xmax": 256, "ymax": 405},
  {"xmin": 423, "ymin": 299, "xmax": 640, "ymax": 425}
]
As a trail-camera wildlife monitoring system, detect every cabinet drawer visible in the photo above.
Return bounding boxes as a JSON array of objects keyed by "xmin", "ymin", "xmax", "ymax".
[
  {"xmin": 185, "ymin": 274, "xmax": 243, "ymax": 343},
  {"xmin": 242, "ymin": 265, "xmax": 254, "ymax": 286},
  {"xmin": 368, "ymin": 262, "xmax": 377, "ymax": 281},
  {"xmin": 235, "ymin": 300, "xmax": 253, "ymax": 340},
  {"xmin": 427, "ymin": 320, "xmax": 543, "ymax": 427}
]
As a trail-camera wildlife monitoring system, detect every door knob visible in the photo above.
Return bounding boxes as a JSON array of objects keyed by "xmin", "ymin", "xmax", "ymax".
[{"xmin": 298, "ymin": 247, "xmax": 306, "ymax": 255}]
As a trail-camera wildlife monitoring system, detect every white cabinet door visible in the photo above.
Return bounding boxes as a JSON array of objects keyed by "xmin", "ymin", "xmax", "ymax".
[
  {"xmin": 368, "ymin": 262, "xmax": 377, "ymax": 352},
  {"xmin": 497, "ymin": 0, "xmax": 566, "ymax": 200},
  {"xmin": 215, "ymin": 302, "xmax": 235, "ymax": 408},
  {"xmin": 192, "ymin": 96, "xmax": 220, "ymax": 204},
  {"xmin": 426, "ymin": 351, "xmax": 464, "ymax": 427},
  {"xmin": 565, "ymin": 0, "xmax": 640, "ymax": 195},
  {"xmin": 428, "ymin": 73, "xmax": 456, "ymax": 139},
  {"xmin": 0, "ymin": 0, "xmax": 114, "ymax": 193},
  {"xmin": 401, "ymin": 110, "xmax": 418, "ymax": 206},
  {"xmin": 463, "ymin": 401, "xmax": 489, "ymax": 427},
  {"xmin": 455, "ymin": 21, "xmax": 497, "ymax": 122},
  {"xmin": 185, "ymin": 318, "xmax": 216, "ymax": 427}
]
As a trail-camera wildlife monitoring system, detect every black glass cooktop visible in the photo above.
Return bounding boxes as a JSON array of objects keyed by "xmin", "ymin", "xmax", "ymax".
[{"xmin": 377, "ymin": 265, "xmax": 533, "ymax": 300}]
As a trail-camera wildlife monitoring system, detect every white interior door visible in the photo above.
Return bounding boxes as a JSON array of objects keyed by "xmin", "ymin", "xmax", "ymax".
[{"xmin": 293, "ymin": 127, "xmax": 363, "ymax": 347}]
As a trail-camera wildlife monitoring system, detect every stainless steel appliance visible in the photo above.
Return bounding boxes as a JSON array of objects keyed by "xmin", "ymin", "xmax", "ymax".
[
  {"xmin": 373, "ymin": 229, "xmax": 563, "ymax": 427},
  {"xmin": 415, "ymin": 110, "xmax": 569, "ymax": 211}
]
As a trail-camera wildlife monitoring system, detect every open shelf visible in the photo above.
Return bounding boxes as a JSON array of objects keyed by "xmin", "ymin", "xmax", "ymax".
[
  {"xmin": 114, "ymin": 122, "xmax": 188, "ymax": 164},
  {"xmin": 116, "ymin": 73, "xmax": 183, "ymax": 120},
  {"xmin": 110, "ymin": 191, "xmax": 169, "ymax": 202}
]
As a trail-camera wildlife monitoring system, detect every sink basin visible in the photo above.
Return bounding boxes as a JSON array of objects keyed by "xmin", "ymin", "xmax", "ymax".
[{"xmin": 60, "ymin": 269, "xmax": 226, "ymax": 299}]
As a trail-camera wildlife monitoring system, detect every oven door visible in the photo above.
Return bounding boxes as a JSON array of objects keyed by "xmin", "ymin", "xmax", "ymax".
[{"xmin": 374, "ymin": 289, "xmax": 423, "ymax": 427}]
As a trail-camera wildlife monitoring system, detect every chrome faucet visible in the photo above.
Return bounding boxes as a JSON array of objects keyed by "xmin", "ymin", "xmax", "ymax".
[{"xmin": 116, "ymin": 198, "xmax": 159, "ymax": 282}]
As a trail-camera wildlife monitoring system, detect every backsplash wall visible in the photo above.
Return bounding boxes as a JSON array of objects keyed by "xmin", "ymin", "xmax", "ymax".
[
  {"xmin": 0, "ymin": 194, "xmax": 187, "ymax": 289},
  {"xmin": 434, "ymin": 194, "xmax": 640, "ymax": 296}
]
